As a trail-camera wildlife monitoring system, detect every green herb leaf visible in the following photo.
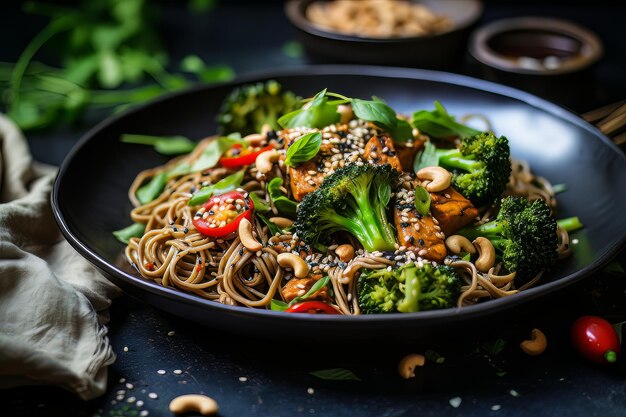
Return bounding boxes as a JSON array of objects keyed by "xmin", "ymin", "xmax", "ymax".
[
  {"xmin": 136, "ymin": 172, "xmax": 167, "ymax": 204},
  {"xmin": 121, "ymin": 133, "xmax": 196, "ymax": 155},
  {"xmin": 480, "ymin": 338, "xmax": 506, "ymax": 356},
  {"xmin": 249, "ymin": 192, "xmax": 270, "ymax": 212},
  {"xmin": 278, "ymin": 89, "xmax": 340, "ymax": 129},
  {"xmin": 412, "ymin": 101, "xmax": 481, "ymax": 138},
  {"xmin": 270, "ymin": 299, "xmax": 289, "ymax": 312},
  {"xmin": 113, "ymin": 222, "xmax": 145, "ymax": 244},
  {"xmin": 390, "ymin": 118, "xmax": 414, "ymax": 142},
  {"xmin": 461, "ymin": 252, "xmax": 471, "ymax": 262},
  {"xmin": 188, "ymin": 169, "xmax": 245, "ymax": 206},
  {"xmin": 257, "ymin": 213, "xmax": 282, "ymax": 236},
  {"xmin": 351, "ymin": 98, "xmax": 397, "ymax": 130},
  {"xmin": 413, "ymin": 141, "xmax": 439, "ymax": 172},
  {"xmin": 267, "ymin": 177, "xmax": 298, "ymax": 217},
  {"xmin": 285, "ymin": 132, "xmax": 322, "ymax": 167},
  {"xmin": 191, "ymin": 135, "xmax": 247, "ymax": 172},
  {"xmin": 557, "ymin": 217, "xmax": 584, "ymax": 233},
  {"xmin": 415, "ymin": 185, "xmax": 431, "ymax": 216},
  {"xmin": 309, "ymin": 368, "xmax": 362, "ymax": 381},
  {"xmin": 603, "ymin": 261, "xmax": 625, "ymax": 275},
  {"xmin": 425, "ymin": 349, "xmax": 446, "ymax": 364},
  {"xmin": 552, "ymin": 183, "xmax": 567, "ymax": 194},
  {"xmin": 282, "ymin": 40, "xmax": 304, "ymax": 58},
  {"xmin": 613, "ymin": 321, "xmax": 625, "ymax": 344}
]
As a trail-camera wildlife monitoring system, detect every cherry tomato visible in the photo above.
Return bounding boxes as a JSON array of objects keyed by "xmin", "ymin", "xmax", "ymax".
[
  {"xmin": 571, "ymin": 316, "xmax": 620, "ymax": 364},
  {"xmin": 219, "ymin": 145, "xmax": 273, "ymax": 168},
  {"xmin": 285, "ymin": 301, "xmax": 341, "ymax": 314},
  {"xmin": 192, "ymin": 191, "xmax": 254, "ymax": 238}
]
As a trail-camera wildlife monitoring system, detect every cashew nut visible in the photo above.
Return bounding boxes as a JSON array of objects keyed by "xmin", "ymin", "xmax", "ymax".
[
  {"xmin": 416, "ymin": 166, "xmax": 452, "ymax": 192},
  {"xmin": 243, "ymin": 132, "xmax": 267, "ymax": 146},
  {"xmin": 238, "ymin": 218, "xmax": 262, "ymax": 252},
  {"xmin": 169, "ymin": 394, "xmax": 219, "ymax": 416},
  {"xmin": 520, "ymin": 328, "xmax": 547, "ymax": 356},
  {"xmin": 398, "ymin": 354, "xmax": 426, "ymax": 379},
  {"xmin": 335, "ymin": 244, "xmax": 355, "ymax": 263},
  {"xmin": 255, "ymin": 149, "xmax": 281, "ymax": 174},
  {"xmin": 445, "ymin": 235, "xmax": 476, "ymax": 255},
  {"xmin": 277, "ymin": 253, "xmax": 310, "ymax": 278},
  {"xmin": 338, "ymin": 104, "xmax": 354, "ymax": 124},
  {"xmin": 473, "ymin": 237, "xmax": 496, "ymax": 272},
  {"xmin": 269, "ymin": 217, "xmax": 293, "ymax": 228}
]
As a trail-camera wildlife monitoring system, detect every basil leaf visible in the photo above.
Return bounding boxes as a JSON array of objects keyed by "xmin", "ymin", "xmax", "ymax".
[
  {"xmin": 413, "ymin": 141, "xmax": 439, "ymax": 173},
  {"xmin": 285, "ymin": 131, "xmax": 322, "ymax": 167},
  {"xmin": 270, "ymin": 299, "xmax": 289, "ymax": 312},
  {"xmin": 278, "ymin": 89, "xmax": 339, "ymax": 129},
  {"xmin": 351, "ymin": 98, "xmax": 397, "ymax": 131},
  {"xmin": 288, "ymin": 276, "xmax": 330, "ymax": 306},
  {"xmin": 188, "ymin": 169, "xmax": 245, "ymax": 206},
  {"xmin": 309, "ymin": 368, "xmax": 362, "ymax": 382},
  {"xmin": 113, "ymin": 223, "xmax": 145, "ymax": 244},
  {"xmin": 121, "ymin": 134, "xmax": 196, "ymax": 155},
  {"xmin": 136, "ymin": 172, "xmax": 167, "ymax": 204},
  {"xmin": 552, "ymin": 183, "xmax": 567, "ymax": 194},
  {"xmin": 257, "ymin": 213, "xmax": 282, "ymax": 236},
  {"xmin": 249, "ymin": 192, "xmax": 270, "ymax": 212},
  {"xmin": 390, "ymin": 118, "xmax": 414, "ymax": 142},
  {"xmin": 415, "ymin": 185, "xmax": 431, "ymax": 216},
  {"xmin": 425, "ymin": 349, "xmax": 446, "ymax": 364},
  {"xmin": 191, "ymin": 135, "xmax": 247, "ymax": 172},
  {"xmin": 267, "ymin": 177, "xmax": 298, "ymax": 217},
  {"xmin": 412, "ymin": 101, "xmax": 481, "ymax": 138},
  {"xmin": 461, "ymin": 252, "xmax": 472, "ymax": 262}
]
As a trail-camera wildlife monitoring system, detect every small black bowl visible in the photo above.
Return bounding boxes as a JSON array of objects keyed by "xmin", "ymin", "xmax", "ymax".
[
  {"xmin": 469, "ymin": 17, "xmax": 604, "ymax": 108},
  {"xmin": 285, "ymin": 0, "xmax": 483, "ymax": 69}
]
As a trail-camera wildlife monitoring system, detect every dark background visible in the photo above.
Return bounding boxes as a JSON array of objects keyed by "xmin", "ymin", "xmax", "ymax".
[{"xmin": 1, "ymin": 1, "xmax": 625, "ymax": 416}]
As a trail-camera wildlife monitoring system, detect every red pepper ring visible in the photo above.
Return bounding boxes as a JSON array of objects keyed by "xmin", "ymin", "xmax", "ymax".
[
  {"xmin": 219, "ymin": 145, "xmax": 274, "ymax": 168},
  {"xmin": 192, "ymin": 190, "xmax": 254, "ymax": 238},
  {"xmin": 285, "ymin": 301, "xmax": 342, "ymax": 314}
]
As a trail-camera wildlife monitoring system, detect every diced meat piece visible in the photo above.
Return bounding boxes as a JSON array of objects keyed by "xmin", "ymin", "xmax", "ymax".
[
  {"xmin": 287, "ymin": 160, "xmax": 324, "ymax": 202},
  {"xmin": 394, "ymin": 206, "xmax": 447, "ymax": 262},
  {"xmin": 430, "ymin": 186, "xmax": 478, "ymax": 236},
  {"xmin": 282, "ymin": 276, "xmax": 329, "ymax": 303},
  {"xmin": 363, "ymin": 135, "xmax": 402, "ymax": 171},
  {"xmin": 395, "ymin": 139, "xmax": 425, "ymax": 171}
]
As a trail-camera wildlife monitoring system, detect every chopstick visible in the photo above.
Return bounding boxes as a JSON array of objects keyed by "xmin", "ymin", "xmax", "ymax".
[{"xmin": 583, "ymin": 100, "xmax": 626, "ymax": 144}]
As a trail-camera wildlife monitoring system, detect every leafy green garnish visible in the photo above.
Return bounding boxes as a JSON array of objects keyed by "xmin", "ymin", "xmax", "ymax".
[
  {"xmin": 188, "ymin": 169, "xmax": 245, "ymax": 206},
  {"xmin": 136, "ymin": 172, "xmax": 167, "ymax": 204},
  {"xmin": 113, "ymin": 222, "xmax": 145, "ymax": 244},
  {"xmin": 552, "ymin": 183, "xmax": 567, "ymax": 194},
  {"xmin": 278, "ymin": 89, "xmax": 340, "ymax": 129},
  {"xmin": 121, "ymin": 133, "xmax": 196, "ymax": 155},
  {"xmin": 284, "ymin": 132, "xmax": 322, "ymax": 167},
  {"xmin": 191, "ymin": 135, "xmax": 247, "ymax": 172},
  {"xmin": 257, "ymin": 213, "xmax": 282, "ymax": 236},
  {"xmin": 412, "ymin": 101, "xmax": 481, "ymax": 138},
  {"xmin": 425, "ymin": 349, "xmax": 446, "ymax": 364},
  {"xmin": 351, "ymin": 98, "xmax": 397, "ymax": 131},
  {"xmin": 557, "ymin": 217, "xmax": 584, "ymax": 233},
  {"xmin": 267, "ymin": 177, "xmax": 298, "ymax": 217},
  {"xmin": 309, "ymin": 368, "xmax": 362, "ymax": 381},
  {"xmin": 249, "ymin": 192, "xmax": 270, "ymax": 212},
  {"xmin": 413, "ymin": 141, "xmax": 439, "ymax": 172},
  {"xmin": 414, "ymin": 185, "xmax": 431, "ymax": 216}
]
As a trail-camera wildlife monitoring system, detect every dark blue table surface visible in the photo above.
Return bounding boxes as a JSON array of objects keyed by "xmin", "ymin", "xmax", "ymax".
[{"xmin": 2, "ymin": 1, "xmax": 625, "ymax": 416}]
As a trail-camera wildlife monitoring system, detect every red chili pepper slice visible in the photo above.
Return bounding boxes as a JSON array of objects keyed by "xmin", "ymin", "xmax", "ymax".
[
  {"xmin": 219, "ymin": 145, "xmax": 274, "ymax": 168},
  {"xmin": 285, "ymin": 301, "xmax": 341, "ymax": 314},
  {"xmin": 571, "ymin": 316, "xmax": 620, "ymax": 364},
  {"xmin": 192, "ymin": 191, "xmax": 254, "ymax": 238}
]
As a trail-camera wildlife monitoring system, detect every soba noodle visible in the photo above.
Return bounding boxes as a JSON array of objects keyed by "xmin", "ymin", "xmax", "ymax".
[{"xmin": 122, "ymin": 126, "xmax": 572, "ymax": 314}]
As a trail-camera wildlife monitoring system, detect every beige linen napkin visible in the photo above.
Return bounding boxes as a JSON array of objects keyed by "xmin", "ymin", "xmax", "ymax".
[{"xmin": 0, "ymin": 115, "xmax": 121, "ymax": 400}]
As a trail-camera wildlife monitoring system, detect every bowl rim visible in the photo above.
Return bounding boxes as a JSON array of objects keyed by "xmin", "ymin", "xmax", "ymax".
[
  {"xmin": 469, "ymin": 16, "xmax": 604, "ymax": 75},
  {"xmin": 284, "ymin": 0, "xmax": 484, "ymax": 43},
  {"xmin": 52, "ymin": 64, "xmax": 626, "ymax": 325}
]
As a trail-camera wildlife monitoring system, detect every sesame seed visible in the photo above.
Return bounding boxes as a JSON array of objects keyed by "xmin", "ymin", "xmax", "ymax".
[
  {"xmin": 167, "ymin": 331, "xmax": 175, "ymax": 336},
  {"xmin": 239, "ymin": 376, "xmax": 248, "ymax": 382},
  {"xmin": 148, "ymin": 392, "xmax": 158, "ymax": 399},
  {"xmin": 127, "ymin": 397, "xmax": 136, "ymax": 403},
  {"xmin": 125, "ymin": 383, "xmax": 134, "ymax": 390},
  {"xmin": 123, "ymin": 346, "xmax": 128, "ymax": 352},
  {"xmin": 157, "ymin": 370, "xmax": 166, "ymax": 375},
  {"xmin": 137, "ymin": 400, "xmax": 144, "ymax": 407},
  {"xmin": 173, "ymin": 369, "xmax": 182, "ymax": 375},
  {"xmin": 307, "ymin": 387, "xmax": 315, "ymax": 395}
]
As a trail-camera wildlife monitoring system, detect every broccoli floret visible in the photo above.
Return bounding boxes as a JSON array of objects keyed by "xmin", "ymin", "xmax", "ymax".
[
  {"xmin": 295, "ymin": 163, "xmax": 398, "ymax": 252},
  {"xmin": 457, "ymin": 196, "xmax": 558, "ymax": 282},
  {"xmin": 217, "ymin": 80, "xmax": 300, "ymax": 136},
  {"xmin": 436, "ymin": 132, "xmax": 511, "ymax": 206},
  {"xmin": 357, "ymin": 263, "xmax": 462, "ymax": 314}
]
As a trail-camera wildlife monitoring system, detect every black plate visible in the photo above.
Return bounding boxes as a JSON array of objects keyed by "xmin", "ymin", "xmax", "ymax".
[{"xmin": 52, "ymin": 66, "xmax": 626, "ymax": 340}]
